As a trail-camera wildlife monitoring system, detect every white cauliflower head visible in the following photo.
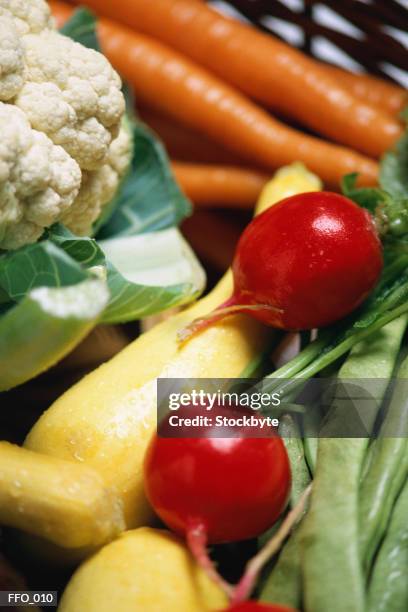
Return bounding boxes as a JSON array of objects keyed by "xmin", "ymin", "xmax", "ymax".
[
  {"xmin": 16, "ymin": 30, "xmax": 126, "ymax": 170},
  {"xmin": 0, "ymin": 102, "xmax": 81, "ymax": 250},
  {"xmin": 62, "ymin": 122, "xmax": 132, "ymax": 236},
  {"xmin": 0, "ymin": 0, "xmax": 131, "ymax": 249},
  {"xmin": 0, "ymin": 0, "xmax": 53, "ymax": 35},
  {"xmin": 0, "ymin": 16, "xmax": 25, "ymax": 101}
]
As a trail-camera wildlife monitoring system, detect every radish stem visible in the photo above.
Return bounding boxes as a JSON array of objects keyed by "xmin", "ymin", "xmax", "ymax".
[
  {"xmin": 178, "ymin": 301, "xmax": 283, "ymax": 345},
  {"xmin": 186, "ymin": 523, "xmax": 234, "ymax": 599},
  {"xmin": 231, "ymin": 484, "xmax": 312, "ymax": 604}
]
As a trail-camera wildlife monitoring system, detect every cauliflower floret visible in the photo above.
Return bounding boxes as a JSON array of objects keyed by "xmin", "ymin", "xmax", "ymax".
[
  {"xmin": 0, "ymin": 16, "xmax": 25, "ymax": 101},
  {"xmin": 0, "ymin": 2, "xmax": 129, "ymax": 248},
  {"xmin": 15, "ymin": 30, "xmax": 126, "ymax": 170},
  {"xmin": 0, "ymin": 102, "xmax": 81, "ymax": 250},
  {"xmin": 62, "ymin": 123, "xmax": 132, "ymax": 236},
  {"xmin": 0, "ymin": 0, "xmax": 53, "ymax": 35}
]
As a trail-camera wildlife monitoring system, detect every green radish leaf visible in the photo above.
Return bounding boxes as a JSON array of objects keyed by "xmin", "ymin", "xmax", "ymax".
[
  {"xmin": 341, "ymin": 173, "xmax": 386, "ymax": 213},
  {"xmin": 380, "ymin": 131, "xmax": 408, "ymax": 200},
  {"xmin": 400, "ymin": 106, "xmax": 408, "ymax": 124},
  {"xmin": 49, "ymin": 225, "xmax": 205, "ymax": 324},
  {"xmin": 0, "ymin": 285, "xmax": 9, "ymax": 305},
  {"xmin": 0, "ymin": 279, "xmax": 108, "ymax": 392},
  {"xmin": 96, "ymin": 121, "xmax": 192, "ymax": 239},
  {"xmin": 60, "ymin": 8, "xmax": 100, "ymax": 50}
]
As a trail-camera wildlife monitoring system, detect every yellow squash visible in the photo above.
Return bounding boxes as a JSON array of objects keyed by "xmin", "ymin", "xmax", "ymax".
[
  {"xmin": 0, "ymin": 442, "xmax": 124, "ymax": 549},
  {"xmin": 25, "ymin": 164, "xmax": 321, "ymax": 537},
  {"xmin": 58, "ymin": 527, "xmax": 228, "ymax": 612}
]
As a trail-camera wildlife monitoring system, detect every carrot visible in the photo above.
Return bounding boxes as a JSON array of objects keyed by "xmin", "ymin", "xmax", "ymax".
[
  {"xmin": 50, "ymin": 2, "xmax": 378, "ymax": 187},
  {"xmin": 47, "ymin": 1, "xmax": 254, "ymax": 168},
  {"xmin": 172, "ymin": 162, "xmax": 269, "ymax": 208},
  {"xmin": 72, "ymin": 0, "xmax": 403, "ymax": 158},
  {"xmin": 324, "ymin": 65, "xmax": 407, "ymax": 116},
  {"xmin": 182, "ymin": 209, "xmax": 243, "ymax": 271},
  {"xmin": 50, "ymin": 0, "xmax": 73, "ymax": 28},
  {"xmin": 100, "ymin": 21, "xmax": 379, "ymax": 187},
  {"xmin": 139, "ymin": 106, "xmax": 248, "ymax": 166}
]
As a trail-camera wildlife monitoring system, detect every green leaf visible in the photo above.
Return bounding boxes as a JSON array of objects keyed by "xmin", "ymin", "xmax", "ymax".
[
  {"xmin": 0, "ymin": 279, "xmax": 108, "ymax": 391},
  {"xmin": 49, "ymin": 225, "xmax": 205, "ymax": 324},
  {"xmin": 99, "ymin": 230, "xmax": 205, "ymax": 323},
  {"xmin": 60, "ymin": 8, "xmax": 100, "ymax": 51},
  {"xmin": 380, "ymin": 131, "xmax": 408, "ymax": 200},
  {"xmin": 0, "ymin": 6, "xmax": 203, "ymax": 392},
  {"xmin": 49, "ymin": 225, "xmax": 105, "ymax": 268},
  {"xmin": 341, "ymin": 173, "xmax": 386, "ymax": 213},
  {"xmin": 97, "ymin": 121, "xmax": 192, "ymax": 239},
  {"xmin": 0, "ymin": 241, "xmax": 89, "ymax": 303}
]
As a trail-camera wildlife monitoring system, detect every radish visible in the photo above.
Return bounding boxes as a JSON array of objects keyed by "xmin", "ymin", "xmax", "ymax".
[
  {"xmin": 144, "ymin": 404, "xmax": 290, "ymax": 543},
  {"xmin": 179, "ymin": 192, "xmax": 383, "ymax": 341},
  {"xmin": 144, "ymin": 402, "xmax": 291, "ymax": 600}
]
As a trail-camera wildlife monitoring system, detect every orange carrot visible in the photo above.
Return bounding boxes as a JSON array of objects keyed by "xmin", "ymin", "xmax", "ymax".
[
  {"xmin": 46, "ymin": 1, "xmax": 252, "ymax": 168},
  {"xmin": 325, "ymin": 65, "xmax": 407, "ymax": 116},
  {"xmin": 172, "ymin": 162, "xmax": 269, "ymax": 208},
  {"xmin": 50, "ymin": 2, "xmax": 378, "ymax": 187},
  {"xmin": 139, "ymin": 106, "xmax": 248, "ymax": 166},
  {"xmin": 55, "ymin": 2, "xmax": 405, "ymax": 122},
  {"xmin": 182, "ymin": 210, "xmax": 243, "ymax": 271},
  {"xmin": 99, "ymin": 21, "xmax": 379, "ymax": 187},
  {"xmin": 50, "ymin": 0, "xmax": 73, "ymax": 28},
  {"xmin": 72, "ymin": 0, "xmax": 403, "ymax": 158}
]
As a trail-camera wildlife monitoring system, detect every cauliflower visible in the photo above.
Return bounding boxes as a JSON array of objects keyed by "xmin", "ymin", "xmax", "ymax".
[
  {"xmin": 0, "ymin": 0, "xmax": 131, "ymax": 250},
  {"xmin": 16, "ymin": 31, "xmax": 126, "ymax": 170},
  {"xmin": 0, "ymin": 0, "xmax": 53, "ymax": 36},
  {"xmin": 0, "ymin": 16, "xmax": 25, "ymax": 101},
  {"xmin": 62, "ymin": 123, "xmax": 132, "ymax": 236},
  {"xmin": 0, "ymin": 102, "xmax": 81, "ymax": 250}
]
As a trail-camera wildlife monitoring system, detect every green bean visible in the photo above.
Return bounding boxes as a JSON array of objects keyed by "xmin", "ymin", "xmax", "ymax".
[
  {"xmin": 359, "ymin": 438, "xmax": 408, "ymax": 571},
  {"xmin": 279, "ymin": 414, "xmax": 311, "ymax": 506},
  {"xmin": 367, "ymin": 479, "xmax": 408, "ymax": 612},
  {"xmin": 259, "ymin": 527, "xmax": 303, "ymax": 608},
  {"xmin": 302, "ymin": 438, "xmax": 366, "ymax": 612},
  {"xmin": 359, "ymin": 351, "xmax": 408, "ymax": 571},
  {"xmin": 302, "ymin": 404, "xmax": 322, "ymax": 476},
  {"xmin": 258, "ymin": 416, "xmax": 311, "ymax": 607},
  {"xmin": 303, "ymin": 438, "xmax": 318, "ymax": 476},
  {"xmin": 301, "ymin": 318, "xmax": 406, "ymax": 612}
]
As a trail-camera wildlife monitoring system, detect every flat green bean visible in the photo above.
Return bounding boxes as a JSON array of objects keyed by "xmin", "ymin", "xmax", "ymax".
[
  {"xmin": 301, "ymin": 318, "xmax": 406, "ymax": 612},
  {"xmin": 303, "ymin": 438, "xmax": 318, "ymax": 476},
  {"xmin": 279, "ymin": 414, "xmax": 311, "ymax": 506},
  {"xmin": 359, "ymin": 350, "xmax": 408, "ymax": 571},
  {"xmin": 367, "ymin": 478, "xmax": 408, "ymax": 612},
  {"xmin": 359, "ymin": 438, "xmax": 408, "ymax": 571},
  {"xmin": 258, "ymin": 417, "xmax": 311, "ymax": 608},
  {"xmin": 302, "ymin": 438, "xmax": 366, "ymax": 612},
  {"xmin": 259, "ymin": 527, "xmax": 303, "ymax": 608}
]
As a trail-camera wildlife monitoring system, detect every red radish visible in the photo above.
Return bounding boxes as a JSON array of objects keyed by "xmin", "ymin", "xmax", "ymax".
[
  {"xmin": 144, "ymin": 403, "xmax": 290, "ymax": 544},
  {"xmin": 144, "ymin": 403, "xmax": 307, "ymax": 603},
  {"xmin": 225, "ymin": 604, "xmax": 298, "ymax": 612},
  {"xmin": 179, "ymin": 192, "xmax": 383, "ymax": 341}
]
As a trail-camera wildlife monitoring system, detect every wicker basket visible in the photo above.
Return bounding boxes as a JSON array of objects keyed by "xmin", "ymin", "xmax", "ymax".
[
  {"xmin": 0, "ymin": 1, "xmax": 407, "ymax": 604},
  {"xmin": 209, "ymin": 0, "xmax": 408, "ymax": 85}
]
